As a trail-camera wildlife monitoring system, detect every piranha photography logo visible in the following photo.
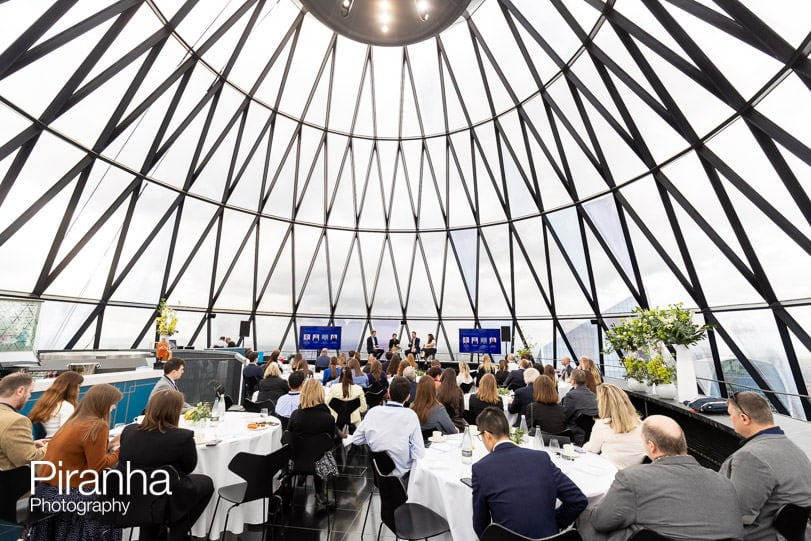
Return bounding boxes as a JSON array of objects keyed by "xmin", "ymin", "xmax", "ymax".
[{"xmin": 29, "ymin": 461, "xmax": 173, "ymax": 516}]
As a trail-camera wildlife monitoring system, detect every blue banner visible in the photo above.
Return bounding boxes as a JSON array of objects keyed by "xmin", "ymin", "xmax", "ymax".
[
  {"xmin": 299, "ymin": 326, "xmax": 342, "ymax": 350},
  {"xmin": 458, "ymin": 328, "xmax": 501, "ymax": 354}
]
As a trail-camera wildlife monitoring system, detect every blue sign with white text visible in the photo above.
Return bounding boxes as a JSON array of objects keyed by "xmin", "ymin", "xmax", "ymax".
[
  {"xmin": 458, "ymin": 328, "xmax": 501, "ymax": 354},
  {"xmin": 299, "ymin": 326, "xmax": 342, "ymax": 350}
]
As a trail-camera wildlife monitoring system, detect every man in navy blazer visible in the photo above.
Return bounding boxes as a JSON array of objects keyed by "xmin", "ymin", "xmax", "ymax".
[{"xmin": 472, "ymin": 407, "xmax": 587, "ymax": 539}]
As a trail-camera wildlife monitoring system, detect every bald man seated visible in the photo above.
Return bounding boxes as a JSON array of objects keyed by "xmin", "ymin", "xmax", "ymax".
[
  {"xmin": 720, "ymin": 391, "xmax": 811, "ymax": 540},
  {"xmin": 579, "ymin": 415, "xmax": 744, "ymax": 541}
]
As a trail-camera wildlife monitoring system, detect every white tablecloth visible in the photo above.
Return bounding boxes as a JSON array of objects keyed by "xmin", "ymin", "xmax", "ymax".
[
  {"xmin": 408, "ymin": 432, "xmax": 617, "ymax": 541},
  {"xmin": 184, "ymin": 411, "xmax": 283, "ymax": 538}
]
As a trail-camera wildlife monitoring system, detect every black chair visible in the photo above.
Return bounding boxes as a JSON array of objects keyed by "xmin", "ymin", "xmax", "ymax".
[
  {"xmin": 360, "ymin": 450, "xmax": 396, "ymax": 537},
  {"xmin": 421, "ymin": 428, "xmax": 434, "ymax": 444},
  {"xmin": 328, "ymin": 397, "xmax": 361, "ymax": 432},
  {"xmin": 0, "ymin": 465, "xmax": 58, "ymax": 538},
  {"xmin": 243, "ymin": 398, "xmax": 275, "ymax": 415},
  {"xmin": 459, "ymin": 382, "xmax": 474, "ymax": 394},
  {"xmin": 573, "ymin": 415, "xmax": 595, "ymax": 445},
  {"xmin": 481, "ymin": 523, "xmax": 583, "ymax": 540},
  {"xmin": 540, "ymin": 431, "xmax": 573, "ymax": 446},
  {"xmin": 206, "ymin": 446, "xmax": 291, "ymax": 541},
  {"xmin": 96, "ymin": 464, "xmax": 183, "ymax": 541},
  {"xmin": 774, "ymin": 503, "xmax": 811, "ymax": 541},
  {"xmin": 365, "ymin": 388, "xmax": 387, "ymax": 409},
  {"xmin": 31, "ymin": 422, "xmax": 46, "ymax": 441},
  {"xmin": 289, "ymin": 432, "xmax": 337, "ymax": 499},
  {"xmin": 373, "ymin": 456, "xmax": 450, "ymax": 541}
]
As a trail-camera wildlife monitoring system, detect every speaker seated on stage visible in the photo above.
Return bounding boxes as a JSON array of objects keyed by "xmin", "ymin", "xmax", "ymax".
[{"xmin": 421, "ymin": 333, "xmax": 437, "ymax": 360}]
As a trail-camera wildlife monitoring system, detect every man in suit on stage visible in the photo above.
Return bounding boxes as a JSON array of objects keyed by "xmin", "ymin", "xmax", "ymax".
[
  {"xmin": 720, "ymin": 391, "xmax": 811, "ymax": 541},
  {"xmin": 406, "ymin": 331, "xmax": 420, "ymax": 359},
  {"xmin": 581, "ymin": 415, "xmax": 743, "ymax": 540},
  {"xmin": 472, "ymin": 407, "xmax": 587, "ymax": 538},
  {"xmin": 0, "ymin": 372, "xmax": 48, "ymax": 469},
  {"xmin": 366, "ymin": 329, "xmax": 384, "ymax": 360}
]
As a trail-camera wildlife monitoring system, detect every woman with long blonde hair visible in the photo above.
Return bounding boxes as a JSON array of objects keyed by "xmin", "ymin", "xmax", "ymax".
[
  {"xmin": 288, "ymin": 379, "xmax": 341, "ymax": 508},
  {"xmin": 475, "ymin": 355, "xmax": 495, "ymax": 385},
  {"xmin": 29, "ymin": 371, "xmax": 84, "ymax": 437},
  {"xmin": 583, "ymin": 383, "xmax": 645, "ymax": 469},
  {"xmin": 578, "ymin": 356, "xmax": 603, "ymax": 385},
  {"xmin": 468, "ymin": 374, "xmax": 503, "ymax": 420}
]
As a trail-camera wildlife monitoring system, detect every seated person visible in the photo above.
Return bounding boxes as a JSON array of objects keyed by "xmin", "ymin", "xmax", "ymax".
[
  {"xmin": 349, "ymin": 376, "xmax": 424, "ymax": 478},
  {"xmin": 28, "ymin": 371, "xmax": 83, "ymax": 438},
  {"xmin": 321, "ymin": 356, "xmax": 341, "ymax": 385},
  {"xmin": 421, "ymin": 333, "xmax": 437, "ymax": 360},
  {"xmin": 326, "ymin": 369, "xmax": 367, "ymax": 429},
  {"xmin": 494, "ymin": 359, "xmax": 510, "ymax": 387},
  {"xmin": 242, "ymin": 352, "xmax": 263, "ymax": 398},
  {"xmin": 475, "ymin": 355, "xmax": 497, "ymax": 386},
  {"xmin": 525, "ymin": 375, "xmax": 567, "ymax": 435},
  {"xmin": 365, "ymin": 359, "xmax": 389, "ymax": 394},
  {"xmin": 583, "ymin": 384, "xmax": 645, "ymax": 469},
  {"xmin": 256, "ymin": 362, "xmax": 289, "ymax": 404},
  {"xmin": 288, "ymin": 380, "xmax": 343, "ymax": 509},
  {"xmin": 314, "ymin": 348, "xmax": 331, "ymax": 371},
  {"xmin": 411, "ymin": 376, "xmax": 456, "ymax": 436},
  {"xmin": 720, "ymin": 391, "xmax": 811, "ymax": 540},
  {"xmin": 427, "ymin": 366, "xmax": 442, "ymax": 388},
  {"xmin": 467, "ymin": 373, "xmax": 503, "ymax": 420},
  {"xmin": 560, "ymin": 369, "xmax": 598, "ymax": 442},
  {"xmin": 150, "ymin": 359, "xmax": 191, "ymax": 412},
  {"xmin": 275, "ymin": 371, "xmax": 306, "ymax": 421},
  {"xmin": 0, "ymin": 373, "xmax": 48, "ymax": 468},
  {"xmin": 30, "ymin": 385, "xmax": 122, "ymax": 540},
  {"xmin": 502, "ymin": 358, "xmax": 530, "ymax": 390},
  {"xmin": 347, "ymin": 358, "xmax": 369, "ymax": 388},
  {"xmin": 456, "ymin": 361, "xmax": 474, "ymax": 390},
  {"xmin": 119, "ymin": 390, "xmax": 214, "ymax": 541},
  {"xmin": 437, "ymin": 368, "xmax": 466, "ymax": 432},
  {"xmin": 507, "ymin": 367, "xmax": 540, "ymax": 427},
  {"xmin": 581, "ymin": 415, "xmax": 743, "ymax": 541},
  {"xmin": 472, "ymin": 407, "xmax": 587, "ymax": 538}
]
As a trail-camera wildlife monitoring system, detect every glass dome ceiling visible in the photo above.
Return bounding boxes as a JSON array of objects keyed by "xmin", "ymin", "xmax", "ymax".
[{"xmin": 0, "ymin": 0, "xmax": 809, "ymax": 418}]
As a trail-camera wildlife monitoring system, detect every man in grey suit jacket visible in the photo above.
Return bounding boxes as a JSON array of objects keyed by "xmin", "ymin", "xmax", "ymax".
[
  {"xmin": 580, "ymin": 415, "xmax": 743, "ymax": 541},
  {"xmin": 150, "ymin": 359, "xmax": 192, "ymax": 411},
  {"xmin": 720, "ymin": 391, "xmax": 811, "ymax": 541}
]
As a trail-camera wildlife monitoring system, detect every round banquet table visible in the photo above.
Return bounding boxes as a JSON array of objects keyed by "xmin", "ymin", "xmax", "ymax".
[
  {"xmin": 407, "ymin": 431, "xmax": 617, "ymax": 541},
  {"xmin": 181, "ymin": 411, "xmax": 283, "ymax": 538}
]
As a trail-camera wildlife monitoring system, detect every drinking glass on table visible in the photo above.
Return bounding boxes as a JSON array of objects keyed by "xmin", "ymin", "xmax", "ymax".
[
  {"xmin": 548, "ymin": 438, "xmax": 561, "ymax": 455},
  {"xmin": 260, "ymin": 408, "xmax": 269, "ymax": 419}
]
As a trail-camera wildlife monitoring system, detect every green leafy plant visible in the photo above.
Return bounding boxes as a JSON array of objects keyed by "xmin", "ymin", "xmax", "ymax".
[
  {"xmin": 497, "ymin": 387, "xmax": 511, "ymax": 396},
  {"xmin": 183, "ymin": 402, "xmax": 211, "ymax": 422},
  {"xmin": 605, "ymin": 303, "xmax": 711, "ymax": 354},
  {"xmin": 155, "ymin": 298, "xmax": 179, "ymax": 336},
  {"xmin": 516, "ymin": 335, "xmax": 537, "ymax": 359},
  {"xmin": 621, "ymin": 356, "xmax": 649, "ymax": 382},
  {"xmin": 653, "ymin": 303, "xmax": 712, "ymax": 347},
  {"xmin": 646, "ymin": 356, "xmax": 675, "ymax": 385},
  {"xmin": 509, "ymin": 427, "xmax": 526, "ymax": 445}
]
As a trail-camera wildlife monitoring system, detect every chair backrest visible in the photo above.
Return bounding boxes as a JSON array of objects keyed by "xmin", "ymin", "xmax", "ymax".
[
  {"xmin": 774, "ymin": 503, "xmax": 811, "ymax": 541},
  {"xmin": 243, "ymin": 398, "xmax": 275, "ymax": 414},
  {"xmin": 31, "ymin": 422, "xmax": 46, "ymax": 441},
  {"xmin": 540, "ymin": 431, "xmax": 572, "ymax": 446},
  {"xmin": 459, "ymin": 382, "xmax": 474, "ymax": 394},
  {"xmin": 371, "ymin": 450, "xmax": 396, "ymax": 477},
  {"xmin": 480, "ymin": 522, "xmax": 583, "ymax": 540},
  {"xmin": 0, "ymin": 465, "xmax": 30, "ymax": 524},
  {"xmin": 99, "ymin": 464, "xmax": 182, "ymax": 527},
  {"xmin": 365, "ymin": 388, "xmax": 387, "ymax": 409},
  {"xmin": 328, "ymin": 397, "xmax": 361, "ymax": 427},
  {"xmin": 228, "ymin": 446, "xmax": 291, "ymax": 503},
  {"xmin": 373, "ymin": 456, "xmax": 407, "ymax": 533},
  {"xmin": 290, "ymin": 432, "xmax": 334, "ymax": 474},
  {"xmin": 421, "ymin": 428, "xmax": 434, "ymax": 443},
  {"xmin": 574, "ymin": 415, "xmax": 595, "ymax": 442}
]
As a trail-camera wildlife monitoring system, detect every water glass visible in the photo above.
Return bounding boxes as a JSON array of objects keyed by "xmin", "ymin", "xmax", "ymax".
[
  {"xmin": 260, "ymin": 408, "xmax": 269, "ymax": 419},
  {"xmin": 549, "ymin": 438, "xmax": 561, "ymax": 455},
  {"xmin": 534, "ymin": 430, "xmax": 544, "ymax": 450}
]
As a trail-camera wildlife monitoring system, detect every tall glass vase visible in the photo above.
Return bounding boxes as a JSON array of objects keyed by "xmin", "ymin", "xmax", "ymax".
[{"xmin": 673, "ymin": 344, "xmax": 697, "ymax": 402}]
